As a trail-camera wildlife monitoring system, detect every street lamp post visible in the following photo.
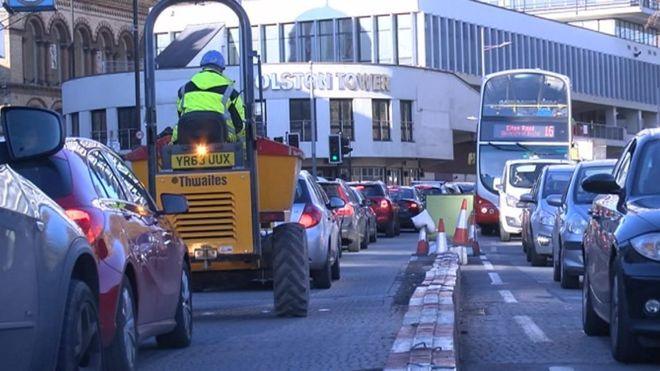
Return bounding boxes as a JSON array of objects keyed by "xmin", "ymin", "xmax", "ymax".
[
  {"xmin": 309, "ymin": 61, "xmax": 317, "ymax": 178},
  {"xmin": 133, "ymin": 0, "xmax": 141, "ymax": 145},
  {"xmin": 480, "ymin": 28, "xmax": 512, "ymax": 78}
]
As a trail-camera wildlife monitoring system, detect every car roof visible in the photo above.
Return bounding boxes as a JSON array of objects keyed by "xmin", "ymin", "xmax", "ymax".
[
  {"xmin": 577, "ymin": 159, "xmax": 617, "ymax": 168},
  {"xmin": 636, "ymin": 128, "xmax": 660, "ymax": 139},
  {"xmin": 545, "ymin": 164, "xmax": 575, "ymax": 172},
  {"xmin": 505, "ymin": 159, "xmax": 568, "ymax": 166}
]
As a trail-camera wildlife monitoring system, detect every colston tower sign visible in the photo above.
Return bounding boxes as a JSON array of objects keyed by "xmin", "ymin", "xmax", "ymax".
[{"xmin": 259, "ymin": 72, "xmax": 391, "ymax": 93}]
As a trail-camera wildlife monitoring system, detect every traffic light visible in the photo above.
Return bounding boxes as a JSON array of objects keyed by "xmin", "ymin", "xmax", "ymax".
[
  {"xmin": 287, "ymin": 133, "xmax": 300, "ymax": 149},
  {"xmin": 328, "ymin": 134, "xmax": 342, "ymax": 164},
  {"xmin": 341, "ymin": 136, "xmax": 352, "ymax": 156}
]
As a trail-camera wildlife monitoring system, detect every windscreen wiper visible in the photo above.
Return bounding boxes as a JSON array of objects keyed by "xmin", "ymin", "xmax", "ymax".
[
  {"xmin": 485, "ymin": 142, "xmax": 522, "ymax": 152},
  {"xmin": 514, "ymin": 142, "xmax": 541, "ymax": 157}
]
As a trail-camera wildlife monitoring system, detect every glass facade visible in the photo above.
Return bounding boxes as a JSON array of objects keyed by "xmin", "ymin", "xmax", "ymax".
[
  {"xmin": 372, "ymin": 99, "xmax": 391, "ymax": 141},
  {"xmin": 227, "ymin": 27, "xmax": 239, "ymax": 66},
  {"xmin": 290, "ymin": 99, "xmax": 314, "ymax": 141},
  {"xmin": 299, "ymin": 22, "xmax": 314, "ymax": 62},
  {"xmin": 358, "ymin": 17, "xmax": 373, "ymax": 62},
  {"xmin": 318, "ymin": 20, "xmax": 334, "ymax": 61},
  {"xmin": 117, "ymin": 107, "xmax": 139, "ymax": 150},
  {"xmin": 282, "ymin": 23, "xmax": 297, "ymax": 62},
  {"xmin": 330, "ymin": 99, "xmax": 354, "ymax": 140},
  {"xmin": 377, "ymin": 16, "xmax": 393, "ymax": 63},
  {"xmin": 616, "ymin": 20, "xmax": 659, "ymax": 47},
  {"xmin": 338, "ymin": 18, "xmax": 354, "ymax": 62},
  {"xmin": 70, "ymin": 112, "xmax": 79, "ymax": 137},
  {"xmin": 396, "ymin": 14, "xmax": 413, "ymax": 65},
  {"xmin": 91, "ymin": 109, "xmax": 107, "ymax": 145},
  {"xmin": 264, "ymin": 25, "xmax": 280, "ymax": 63}
]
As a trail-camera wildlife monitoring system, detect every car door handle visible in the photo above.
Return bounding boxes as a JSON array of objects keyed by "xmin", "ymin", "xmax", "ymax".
[{"xmin": 35, "ymin": 220, "xmax": 45, "ymax": 232}]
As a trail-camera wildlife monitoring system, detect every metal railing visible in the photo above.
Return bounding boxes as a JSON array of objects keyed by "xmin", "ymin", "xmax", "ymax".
[
  {"xmin": 119, "ymin": 128, "xmax": 142, "ymax": 150},
  {"xmin": 573, "ymin": 122, "xmax": 625, "ymax": 140},
  {"xmin": 483, "ymin": 0, "xmax": 659, "ymax": 12}
]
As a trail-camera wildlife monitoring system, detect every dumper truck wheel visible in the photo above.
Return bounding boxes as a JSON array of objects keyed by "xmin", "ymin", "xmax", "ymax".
[{"xmin": 272, "ymin": 223, "xmax": 310, "ymax": 317}]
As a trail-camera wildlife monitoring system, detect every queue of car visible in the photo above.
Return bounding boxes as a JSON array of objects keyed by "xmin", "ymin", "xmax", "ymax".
[{"xmin": 493, "ymin": 129, "xmax": 660, "ymax": 362}]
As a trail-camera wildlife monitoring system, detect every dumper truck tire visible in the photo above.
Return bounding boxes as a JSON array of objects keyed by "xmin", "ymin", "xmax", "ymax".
[{"xmin": 272, "ymin": 223, "xmax": 310, "ymax": 317}]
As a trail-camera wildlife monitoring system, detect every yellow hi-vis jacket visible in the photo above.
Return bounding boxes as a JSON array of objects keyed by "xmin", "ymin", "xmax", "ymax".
[{"xmin": 173, "ymin": 69, "xmax": 246, "ymax": 143}]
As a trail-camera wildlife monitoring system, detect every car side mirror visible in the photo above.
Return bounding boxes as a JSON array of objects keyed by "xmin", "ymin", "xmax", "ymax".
[
  {"xmin": 517, "ymin": 193, "xmax": 535, "ymax": 208},
  {"xmin": 160, "ymin": 193, "xmax": 189, "ymax": 215},
  {"xmin": 582, "ymin": 173, "xmax": 621, "ymax": 195},
  {"xmin": 494, "ymin": 177, "xmax": 503, "ymax": 192},
  {"xmin": 547, "ymin": 194, "xmax": 563, "ymax": 208},
  {"xmin": 328, "ymin": 197, "xmax": 346, "ymax": 210},
  {"xmin": 362, "ymin": 199, "xmax": 371, "ymax": 207},
  {"xmin": 1, "ymin": 106, "xmax": 64, "ymax": 163}
]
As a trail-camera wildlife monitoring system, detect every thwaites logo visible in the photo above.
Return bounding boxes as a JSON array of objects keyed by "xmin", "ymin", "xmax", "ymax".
[{"xmin": 172, "ymin": 175, "xmax": 228, "ymax": 187}]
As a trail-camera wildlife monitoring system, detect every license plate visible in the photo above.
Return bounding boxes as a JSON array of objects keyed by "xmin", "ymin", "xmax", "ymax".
[{"xmin": 171, "ymin": 152, "xmax": 235, "ymax": 170}]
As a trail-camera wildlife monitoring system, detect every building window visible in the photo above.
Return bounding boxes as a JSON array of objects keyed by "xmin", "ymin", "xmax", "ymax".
[
  {"xmin": 74, "ymin": 25, "xmax": 94, "ymax": 77},
  {"xmin": 50, "ymin": 21, "xmax": 71, "ymax": 84},
  {"xmin": 227, "ymin": 27, "xmax": 240, "ymax": 65},
  {"xmin": 337, "ymin": 18, "xmax": 353, "ymax": 62},
  {"xmin": 376, "ymin": 15, "xmax": 393, "ymax": 64},
  {"xmin": 255, "ymin": 100, "xmax": 266, "ymax": 137},
  {"xmin": 400, "ymin": 100, "xmax": 414, "ymax": 142},
  {"xmin": 289, "ymin": 99, "xmax": 314, "ymax": 142},
  {"xmin": 299, "ymin": 22, "xmax": 314, "ymax": 62},
  {"xmin": 282, "ymin": 23, "xmax": 297, "ymax": 62},
  {"xmin": 397, "ymin": 14, "xmax": 413, "ymax": 65},
  {"xmin": 330, "ymin": 99, "xmax": 354, "ymax": 140},
  {"xmin": 117, "ymin": 107, "xmax": 140, "ymax": 150},
  {"xmin": 372, "ymin": 99, "xmax": 390, "ymax": 141},
  {"xmin": 264, "ymin": 25, "xmax": 280, "ymax": 63},
  {"xmin": 70, "ymin": 112, "xmax": 79, "ymax": 137},
  {"xmin": 318, "ymin": 20, "xmax": 334, "ymax": 61},
  {"xmin": 252, "ymin": 26, "xmax": 262, "ymax": 58},
  {"xmin": 91, "ymin": 109, "xmax": 107, "ymax": 145},
  {"xmin": 22, "ymin": 18, "xmax": 47, "ymax": 85},
  {"xmin": 358, "ymin": 17, "xmax": 372, "ymax": 62}
]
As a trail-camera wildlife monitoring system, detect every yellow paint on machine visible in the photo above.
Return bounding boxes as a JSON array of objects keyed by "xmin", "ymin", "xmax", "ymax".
[
  {"xmin": 257, "ymin": 154, "xmax": 301, "ymax": 212},
  {"xmin": 155, "ymin": 171, "xmax": 254, "ymax": 272}
]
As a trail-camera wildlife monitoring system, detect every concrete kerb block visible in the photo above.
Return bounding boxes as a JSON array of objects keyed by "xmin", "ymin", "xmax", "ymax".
[{"xmin": 385, "ymin": 252, "xmax": 461, "ymax": 371}]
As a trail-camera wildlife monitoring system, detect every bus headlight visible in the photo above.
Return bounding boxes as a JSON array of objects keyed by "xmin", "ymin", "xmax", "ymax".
[{"xmin": 631, "ymin": 233, "xmax": 660, "ymax": 262}]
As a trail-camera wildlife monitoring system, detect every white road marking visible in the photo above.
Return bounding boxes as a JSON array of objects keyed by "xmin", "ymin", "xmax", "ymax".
[
  {"xmin": 489, "ymin": 272, "xmax": 503, "ymax": 285},
  {"xmin": 548, "ymin": 367, "xmax": 574, "ymax": 371},
  {"xmin": 482, "ymin": 261, "xmax": 494, "ymax": 270},
  {"xmin": 491, "ymin": 245, "xmax": 498, "ymax": 253},
  {"xmin": 514, "ymin": 315, "xmax": 551, "ymax": 343},
  {"xmin": 479, "ymin": 255, "xmax": 488, "ymax": 260},
  {"xmin": 498, "ymin": 290, "xmax": 517, "ymax": 303}
]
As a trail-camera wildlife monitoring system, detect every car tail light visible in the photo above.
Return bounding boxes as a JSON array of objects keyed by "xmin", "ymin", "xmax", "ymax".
[
  {"xmin": 299, "ymin": 204, "xmax": 323, "ymax": 229},
  {"xmin": 379, "ymin": 199, "xmax": 390, "ymax": 210},
  {"xmin": 65, "ymin": 208, "xmax": 104, "ymax": 244},
  {"xmin": 335, "ymin": 203, "xmax": 355, "ymax": 217},
  {"xmin": 407, "ymin": 201, "xmax": 419, "ymax": 210}
]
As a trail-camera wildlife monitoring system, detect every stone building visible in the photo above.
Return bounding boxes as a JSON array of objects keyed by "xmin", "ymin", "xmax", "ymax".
[{"xmin": 0, "ymin": 0, "xmax": 156, "ymax": 112}]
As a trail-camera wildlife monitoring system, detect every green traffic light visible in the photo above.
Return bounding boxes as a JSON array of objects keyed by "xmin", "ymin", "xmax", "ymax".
[{"xmin": 331, "ymin": 155, "xmax": 339, "ymax": 161}]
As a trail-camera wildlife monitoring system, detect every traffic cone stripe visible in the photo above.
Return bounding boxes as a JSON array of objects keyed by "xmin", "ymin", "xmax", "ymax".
[
  {"xmin": 453, "ymin": 199, "xmax": 469, "ymax": 246},
  {"xmin": 436, "ymin": 218, "xmax": 448, "ymax": 254}
]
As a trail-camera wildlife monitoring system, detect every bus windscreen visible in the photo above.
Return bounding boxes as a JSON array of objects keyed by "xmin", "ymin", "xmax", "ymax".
[{"xmin": 482, "ymin": 73, "xmax": 568, "ymax": 118}]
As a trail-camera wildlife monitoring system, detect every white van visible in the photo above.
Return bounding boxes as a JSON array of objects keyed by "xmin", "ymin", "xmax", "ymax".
[{"xmin": 494, "ymin": 159, "xmax": 569, "ymax": 241}]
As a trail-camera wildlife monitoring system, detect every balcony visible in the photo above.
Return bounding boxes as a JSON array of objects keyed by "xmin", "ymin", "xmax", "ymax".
[{"xmin": 573, "ymin": 122, "xmax": 625, "ymax": 140}]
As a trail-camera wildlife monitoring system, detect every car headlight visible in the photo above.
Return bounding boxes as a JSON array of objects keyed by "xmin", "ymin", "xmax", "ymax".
[
  {"xmin": 506, "ymin": 195, "xmax": 519, "ymax": 207},
  {"xmin": 538, "ymin": 210, "xmax": 555, "ymax": 226},
  {"xmin": 631, "ymin": 233, "xmax": 660, "ymax": 261},
  {"xmin": 566, "ymin": 215, "xmax": 588, "ymax": 235}
]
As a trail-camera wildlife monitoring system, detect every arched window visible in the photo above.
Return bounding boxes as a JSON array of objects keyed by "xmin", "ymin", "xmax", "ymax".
[
  {"xmin": 50, "ymin": 21, "xmax": 71, "ymax": 85},
  {"xmin": 22, "ymin": 18, "xmax": 47, "ymax": 85},
  {"xmin": 97, "ymin": 28, "xmax": 115, "ymax": 73},
  {"xmin": 74, "ymin": 24, "xmax": 94, "ymax": 77},
  {"xmin": 51, "ymin": 101, "xmax": 62, "ymax": 114},
  {"xmin": 117, "ymin": 32, "xmax": 134, "ymax": 72},
  {"xmin": 26, "ymin": 98, "xmax": 47, "ymax": 108}
]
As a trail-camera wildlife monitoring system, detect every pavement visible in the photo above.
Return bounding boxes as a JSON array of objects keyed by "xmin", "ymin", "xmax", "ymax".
[
  {"xmin": 459, "ymin": 235, "xmax": 660, "ymax": 371},
  {"xmin": 137, "ymin": 232, "xmax": 419, "ymax": 371}
]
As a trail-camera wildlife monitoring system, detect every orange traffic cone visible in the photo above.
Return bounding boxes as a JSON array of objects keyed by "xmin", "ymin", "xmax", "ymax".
[
  {"xmin": 416, "ymin": 227, "xmax": 429, "ymax": 256},
  {"xmin": 453, "ymin": 199, "xmax": 469, "ymax": 246},
  {"xmin": 436, "ymin": 218, "xmax": 448, "ymax": 253},
  {"xmin": 468, "ymin": 212, "xmax": 481, "ymax": 256}
]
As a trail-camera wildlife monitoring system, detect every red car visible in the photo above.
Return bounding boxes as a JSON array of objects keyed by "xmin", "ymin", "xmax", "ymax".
[
  {"xmin": 13, "ymin": 138, "xmax": 192, "ymax": 370},
  {"xmin": 349, "ymin": 181, "xmax": 400, "ymax": 237}
]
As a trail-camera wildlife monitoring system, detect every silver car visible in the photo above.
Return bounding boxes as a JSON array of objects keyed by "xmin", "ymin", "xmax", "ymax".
[
  {"xmin": 292, "ymin": 171, "xmax": 342, "ymax": 289},
  {"xmin": 521, "ymin": 164, "xmax": 575, "ymax": 266},
  {"xmin": 550, "ymin": 160, "xmax": 616, "ymax": 288}
]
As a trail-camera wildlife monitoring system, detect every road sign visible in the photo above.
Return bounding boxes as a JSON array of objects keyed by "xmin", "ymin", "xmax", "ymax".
[{"xmin": 4, "ymin": 0, "xmax": 56, "ymax": 12}]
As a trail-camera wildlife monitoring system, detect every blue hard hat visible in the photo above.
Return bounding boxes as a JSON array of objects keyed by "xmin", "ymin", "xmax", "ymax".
[{"xmin": 200, "ymin": 50, "xmax": 226, "ymax": 70}]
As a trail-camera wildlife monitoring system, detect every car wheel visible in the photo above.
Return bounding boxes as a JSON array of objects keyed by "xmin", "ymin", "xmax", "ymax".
[
  {"xmin": 105, "ymin": 277, "xmax": 138, "ymax": 371},
  {"xmin": 560, "ymin": 250, "xmax": 580, "ymax": 289},
  {"xmin": 57, "ymin": 279, "xmax": 103, "ymax": 371},
  {"xmin": 610, "ymin": 272, "xmax": 642, "ymax": 362},
  {"xmin": 360, "ymin": 228, "xmax": 369, "ymax": 250},
  {"xmin": 348, "ymin": 233, "xmax": 361, "ymax": 252},
  {"xmin": 395, "ymin": 219, "xmax": 401, "ymax": 236},
  {"xmin": 530, "ymin": 244, "xmax": 546, "ymax": 267},
  {"xmin": 331, "ymin": 250, "xmax": 341, "ymax": 281},
  {"xmin": 553, "ymin": 246, "xmax": 561, "ymax": 282},
  {"xmin": 499, "ymin": 224, "xmax": 511, "ymax": 242},
  {"xmin": 369, "ymin": 222, "xmax": 377, "ymax": 243},
  {"xmin": 582, "ymin": 269, "xmax": 608, "ymax": 336},
  {"xmin": 385, "ymin": 220, "xmax": 396, "ymax": 238},
  {"xmin": 312, "ymin": 250, "xmax": 332, "ymax": 289},
  {"xmin": 156, "ymin": 263, "xmax": 193, "ymax": 348}
]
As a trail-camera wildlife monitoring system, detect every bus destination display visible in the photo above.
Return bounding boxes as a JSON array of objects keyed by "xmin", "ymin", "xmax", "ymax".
[{"xmin": 494, "ymin": 123, "xmax": 555, "ymax": 139}]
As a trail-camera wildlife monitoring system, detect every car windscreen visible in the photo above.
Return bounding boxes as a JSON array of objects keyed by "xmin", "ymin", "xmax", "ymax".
[
  {"xmin": 358, "ymin": 184, "xmax": 385, "ymax": 197},
  {"xmin": 390, "ymin": 188, "xmax": 415, "ymax": 200},
  {"xmin": 510, "ymin": 163, "xmax": 553, "ymax": 189},
  {"xmin": 11, "ymin": 156, "xmax": 72, "ymax": 201},
  {"xmin": 294, "ymin": 179, "xmax": 311, "ymax": 204},
  {"xmin": 417, "ymin": 187, "xmax": 444, "ymax": 196},
  {"xmin": 574, "ymin": 166, "xmax": 614, "ymax": 204},
  {"xmin": 542, "ymin": 170, "xmax": 572, "ymax": 198},
  {"xmin": 634, "ymin": 140, "xmax": 660, "ymax": 196},
  {"xmin": 319, "ymin": 183, "xmax": 341, "ymax": 199}
]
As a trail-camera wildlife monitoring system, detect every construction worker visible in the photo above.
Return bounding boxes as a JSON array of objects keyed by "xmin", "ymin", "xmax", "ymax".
[{"xmin": 172, "ymin": 50, "xmax": 246, "ymax": 145}]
